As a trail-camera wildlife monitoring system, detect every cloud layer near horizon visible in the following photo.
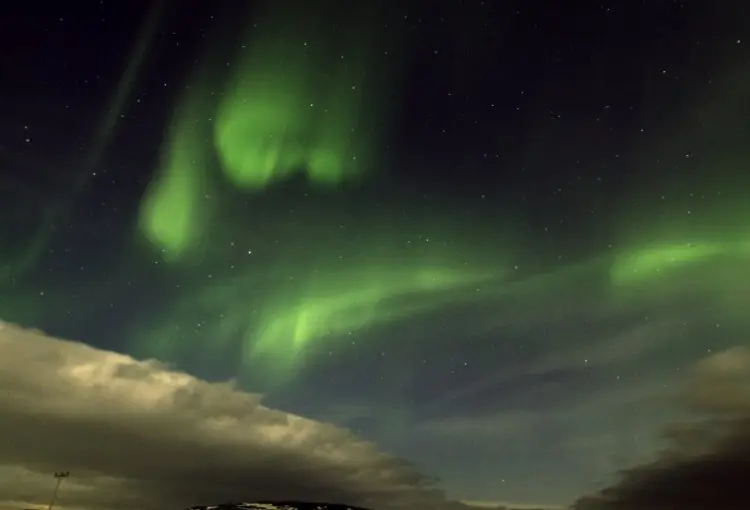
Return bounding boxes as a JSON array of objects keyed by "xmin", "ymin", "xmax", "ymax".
[
  {"xmin": 0, "ymin": 322, "xmax": 452, "ymax": 510},
  {"xmin": 3, "ymin": 323, "xmax": 747, "ymax": 510},
  {"xmin": 573, "ymin": 346, "xmax": 750, "ymax": 510}
]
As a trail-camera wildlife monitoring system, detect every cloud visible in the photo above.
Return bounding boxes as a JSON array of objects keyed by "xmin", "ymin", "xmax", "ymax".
[
  {"xmin": 0, "ymin": 322, "xmax": 452, "ymax": 510},
  {"xmin": 571, "ymin": 346, "xmax": 750, "ymax": 510},
  {"xmin": 417, "ymin": 311, "xmax": 682, "ymax": 435}
]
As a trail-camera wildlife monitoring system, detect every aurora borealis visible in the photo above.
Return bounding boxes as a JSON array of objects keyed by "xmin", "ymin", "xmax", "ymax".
[
  {"xmin": 142, "ymin": 2, "xmax": 398, "ymax": 261},
  {"xmin": 1, "ymin": 1, "xmax": 749, "ymax": 508}
]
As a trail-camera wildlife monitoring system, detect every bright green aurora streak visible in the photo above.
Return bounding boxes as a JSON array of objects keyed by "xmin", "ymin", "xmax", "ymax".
[
  {"xmin": 140, "ymin": 4, "xmax": 392, "ymax": 260},
  {"xmin": 134, "ymin": 252, "xmax": 499, "ymax": 383},
  {"xmin": 139, "ymin": 91, "xmax": 212, "ymax": 261},
  {"xmin": 214, "ymin": 6, "xmax": 382, "ymax": 190}
]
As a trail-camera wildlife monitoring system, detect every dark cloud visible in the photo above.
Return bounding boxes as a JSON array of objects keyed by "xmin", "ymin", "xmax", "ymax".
[
  {"xmin": 572, "ymin": 347, "xmax": 750, "ymax": 510},
  {"xmin": 0, "ymin": 322, "xmax": 459, "ymax": 510}
]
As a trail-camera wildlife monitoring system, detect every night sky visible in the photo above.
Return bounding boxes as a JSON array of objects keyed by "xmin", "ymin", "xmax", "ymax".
[{"xmin": 1, "ymin": 1, "xmax": 749, "ymax": 509}]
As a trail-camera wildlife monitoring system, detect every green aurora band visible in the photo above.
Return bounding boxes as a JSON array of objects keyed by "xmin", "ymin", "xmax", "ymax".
[
  {"xmin": 139, "ymin": 89, "xmax": 213, "ymax": 262},
  {"xmin": 611, "ymin": 240, "xmax": 750, "ymax": 287},
  {"xmin": 131, "ymin": 7, "xmax": 750, "ymax": 384},
  {"xmin": 134, "ymin": 254, "xmax": 500, "ymax": 380}
]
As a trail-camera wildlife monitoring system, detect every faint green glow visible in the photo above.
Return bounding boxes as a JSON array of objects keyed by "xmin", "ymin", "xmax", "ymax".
[
  {"xmin": 610, "ymin": 243, "xmax": 723, "ymax": 285},
  {"xmin": 610, "ymin": 239, "xmax": 750, "ymax": 286},
  {"xmin": 0, "ymin": 2, "xmax": 164, "ymax": 285}
]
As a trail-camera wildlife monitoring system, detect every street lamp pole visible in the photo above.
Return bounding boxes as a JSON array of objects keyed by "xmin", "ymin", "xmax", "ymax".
[{"xmin": 48, "ymin": 471, "xmax": 70, "ymax": 510}]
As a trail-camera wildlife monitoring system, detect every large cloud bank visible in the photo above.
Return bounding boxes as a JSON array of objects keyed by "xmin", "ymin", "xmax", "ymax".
[
  {"xmin": 572, "ymin": 346, "xmax": 750, "ymax": 510},
  {"xmin": 0, "ymin": 322, "xmax": 451, "ymax": 510}
]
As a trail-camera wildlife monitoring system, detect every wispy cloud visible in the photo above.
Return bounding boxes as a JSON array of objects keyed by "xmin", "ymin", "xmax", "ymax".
[{"xmin": 421, "ymin": 311, "xmax": 680, "ymax": 418}]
